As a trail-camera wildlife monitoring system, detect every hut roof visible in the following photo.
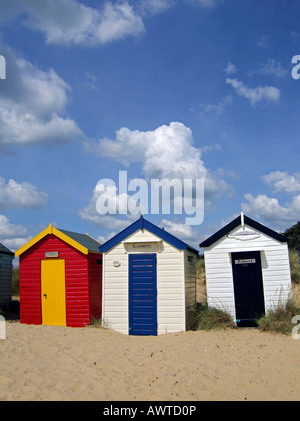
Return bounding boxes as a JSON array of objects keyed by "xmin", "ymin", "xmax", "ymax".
[
  {"xmin": 99, "ymin": 215, "xmax": 198, "ymax": 254},
  {"xmin": 200, "ymin": 213, "xmax": 289, "ymax": 248},
  {"xmin": 15, "ymin": 224, "xmax": 101, "ymax": 257},
  {"xmin": 0, "ymin": 242, "xmax": 14, "ymax": 256}
]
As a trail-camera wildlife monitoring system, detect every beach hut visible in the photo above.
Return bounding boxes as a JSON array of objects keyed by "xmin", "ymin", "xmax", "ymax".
[
  {"xmin": 0, "ymin": 243, "xmax": 14, "ymax": 307},
  {"xmin": 99, "ymin": 215, "xmax": 198, "ymax": 335},
  {"xmin": 200, "ymin": 213, "xmax": 291, "ymax": 327},
  {"xmin": 15, "ymin": 224, "xmax": 102, "ymax": 327}
]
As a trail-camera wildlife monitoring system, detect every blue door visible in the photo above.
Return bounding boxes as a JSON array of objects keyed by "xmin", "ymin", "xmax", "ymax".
[{"xmin": 129, "ymin": 253, "xmax": 157, "ymax": 335}]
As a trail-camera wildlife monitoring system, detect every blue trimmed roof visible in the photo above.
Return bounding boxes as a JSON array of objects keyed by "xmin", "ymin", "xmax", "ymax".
[
  {"xmin": 99, "ymin": 215, "xmax": 198, "ymax": 254},
  {"xmin": 200, "ymin": 214, "xmax": 288, "ymax": 248}
]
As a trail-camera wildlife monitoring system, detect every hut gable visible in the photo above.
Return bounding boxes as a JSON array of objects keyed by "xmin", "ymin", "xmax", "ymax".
[
  {"xmin": 200, "ymin": 213, "xmax": 292, "ymax": 327},
  {"xmin": 15, "ymin": 225, "xmax": 102, "ymax": 327},
  {"xmin": 200, "ymin": 214, "xmax": 288, "ymax": 248},
  {"xmin": 99, "ymin": 215, "xmax": 198, "ymax": 254},
  {"xmin": 100, "ymin": 216, "xmax": 198, "ymax": 336}
]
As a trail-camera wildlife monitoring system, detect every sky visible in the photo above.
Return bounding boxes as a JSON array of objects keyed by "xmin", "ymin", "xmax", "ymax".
[{"xmin": 0, "ymin": 0, "xmax": 299, "ymax": 254}]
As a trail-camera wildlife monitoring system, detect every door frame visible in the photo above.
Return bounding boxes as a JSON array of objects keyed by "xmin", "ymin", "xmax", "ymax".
[
  {"xmin": 41, "ymin": 259, "xmax": 66, "ymax": 326},
  {"xmin": 128, "ymin": 253, "xmax": 157, "ymax": 336},
  {"xmin": 231, "ymin": 250, "xmax": 265, "ymax": 327}
]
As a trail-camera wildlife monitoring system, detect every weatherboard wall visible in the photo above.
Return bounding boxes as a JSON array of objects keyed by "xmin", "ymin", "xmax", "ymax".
[
  {"xmin": 19, "ymin": 234, "xmax": 101, "ymax": 327},
  {"xmin": 0, "ymin": 250, "xmax": 14, "ymax": 306},
  {"xmin": 102, "ymin": 228, "xmax": 196, "ymax": 335},
  {"xmin": 203, "ymin": 223, "xmax": 292, "ymax": 322}
]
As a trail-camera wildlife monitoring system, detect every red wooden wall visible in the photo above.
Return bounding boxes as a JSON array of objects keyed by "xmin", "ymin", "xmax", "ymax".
[{"xmin": 19, "ymin": 234, "xmax": 102, "ymax": 327}]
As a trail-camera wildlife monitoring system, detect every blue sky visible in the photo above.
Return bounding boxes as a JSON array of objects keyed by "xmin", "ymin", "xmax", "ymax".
[{"xmin": 0, "ymin": 0, "xmax": 299, "ymax": 252}]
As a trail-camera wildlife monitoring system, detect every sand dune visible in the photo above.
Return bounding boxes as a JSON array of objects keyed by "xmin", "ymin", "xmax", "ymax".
[{"xmin": 0, "ymin": 321, "xmax": 299, "ymax": 401}]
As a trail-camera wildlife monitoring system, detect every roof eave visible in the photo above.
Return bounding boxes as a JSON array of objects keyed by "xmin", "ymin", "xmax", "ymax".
[{"xmin": 200, "ymin": 214, "xmax": 288, "ymax": 248}]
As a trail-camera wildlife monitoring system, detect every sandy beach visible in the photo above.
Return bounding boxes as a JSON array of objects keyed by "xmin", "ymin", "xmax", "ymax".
[{"xmin": 0, "ymin": 321, "xmax": 299, "ymax": 401}]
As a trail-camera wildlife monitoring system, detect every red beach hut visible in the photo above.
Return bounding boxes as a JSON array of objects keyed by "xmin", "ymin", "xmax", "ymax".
[{"xmin": 15, "ymin": 224, "xmax": 102, "ymax": 327}]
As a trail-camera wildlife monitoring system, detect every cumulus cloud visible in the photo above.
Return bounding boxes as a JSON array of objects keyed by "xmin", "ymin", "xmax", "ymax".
[
  {"xmin": 242, "ymin": 171, "xmax": 300, "ymax": 230},
  {"xmin": 226, "ymin": 78, "xmax": 280, "ymax": 105},
  {"xmin": 161, "ymin": 218, "xmax": 200, "ymax": 248},
  {"xmin": 1, "ymin": 0, "xmax": 145, "ymax": 46},
  {"xmin": 0, "ymin": 214, "xmax": 31, "ymax": 251},
  {"xmin": 263, "ymin": 171, "xmax": 300, "ymax": 194},
  {"xmin": 242, "ymin": 193, "xmax": 300, "ymax": 230},
  {"xmin": 0, "ymin": 44, "xmax": 83, "ymax": 145},
  {"xmin": 89, "ymin": 122, "xmax": 231, "ymax": 198},
  {"xmin": 78, "ymin": 179, "xmax": 137, "ymax": 231},
  {"xmin": 0, "ymin": 177, "xmax": 48, "ymax": 210}
]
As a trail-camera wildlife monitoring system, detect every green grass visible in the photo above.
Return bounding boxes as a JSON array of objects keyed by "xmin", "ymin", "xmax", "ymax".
[
  {"xmin": 289, "ymin": 249, "xmax": 300, "ymax": 284},
  {"xmin": 257, "ymin": 291, "xmax": 300, "ymax": 335},
  {"xmin": 89, "ymin": 317, "xmax": 110, "ymax": 329},
  {"xmin": 191, "ymin": 303, "xmax": 236, "ymax": 331}
]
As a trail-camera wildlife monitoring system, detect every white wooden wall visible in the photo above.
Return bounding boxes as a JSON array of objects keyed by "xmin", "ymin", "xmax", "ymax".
[
  {"xmin": 184, "ymin": 250, "xmax": 197, "ymax": 329},
  {"xmin": 102, "ymin": 228, "xmax": 196, "ymax": 335},
  {"xmin": 203, "ymin": 223, "xmax": 292, "ymax": 321}
]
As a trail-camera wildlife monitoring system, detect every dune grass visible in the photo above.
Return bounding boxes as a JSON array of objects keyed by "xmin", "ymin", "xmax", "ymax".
[
  {"xmin": 289, "ymin": 249, "xmax": 300, "ymax": 284},
  {"xmin": 257, "ymin": 286, "xmax": 300, "ymax": 335},
  {"xmin": 191, "ymin": 303, "xmax": 236, "ymax": 331}
]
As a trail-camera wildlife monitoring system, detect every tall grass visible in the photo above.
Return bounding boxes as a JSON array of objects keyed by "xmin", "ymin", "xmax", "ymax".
[
  {"xmin": 258, "ymin": 287, "xmax": 300, "ymax": 335},
  {"xmin": 191, "ymin": 303, "xmax": 236, "ymax": 331},
  {"xmin": 289, "ymin": 249, "xmax": 300, "ymax": 284}
]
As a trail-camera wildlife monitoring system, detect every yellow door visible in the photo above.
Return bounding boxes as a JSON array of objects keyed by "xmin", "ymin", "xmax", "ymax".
[{"xmin": 41, "ymin": 259, "xmax": 66, "ymax": 326}]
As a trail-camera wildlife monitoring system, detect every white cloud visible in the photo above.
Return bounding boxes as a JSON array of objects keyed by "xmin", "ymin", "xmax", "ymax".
[
  {"xmin": 90, "ymin": 122, "xmax": 231, "ymax": 198},
  {"xmin": 185, "ymin": 0, "xmax": 217, "ymax": 8},
  {"xmin": 242, "ymin": 170, "xmax": 300, "ymax": 230},
  {"xmin": 224, "ymin": 62, "xmax": 237, "ymax": 75},
  {"xmin": 199, "ymin": 95, "xmax": 232, "ymax": 114},
  {"xmin": 161, "ymin": 218, "xmax": 200, "ymax": 248},
  {"xmin": 78, "ymin": 180, "xmax": 137, "ymax": 230},
  {"xmin": 242, "ymin": 193, "xmax": 300, "ymax": 230},
  {"xmin": 263, "ymin": 171, "xmax": 300, "ymax": 194},
  {"xmin": 0, "ymin": 177, "xmax": 48, "ymax": 210},
  {"xmin": 5, "ymin": 0, "xmax": 145, "ymax": 46},
  {"xmin": 0, "ymin": 214, "xmax": 31, "ymax": 251},
  {"xmin": 226, "ymin": 78, "xmax": 280, "ymax": 105},
  {"xmin": 138, "ymin": 0, "xmax": 173, "ymax": 15},
  {"xmin": 0, "ymin": 0, "xmax": 224, "ymax": 47},
  {"xmin": 255, "ymin": 59, "xmax": 288, "ymax": 78},
  {"xmin": 0, "ymin": 45, "xmax": 83, "ymax": 145}
]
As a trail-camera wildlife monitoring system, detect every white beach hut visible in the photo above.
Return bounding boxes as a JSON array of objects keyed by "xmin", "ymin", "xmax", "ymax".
[
  {"xmin": 99, "ymin": 216, "xmax": 198, "ymax": 335},
  {"xmin": 200, "ymin": 213, "xmax": 292, "ymax": 326}
]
